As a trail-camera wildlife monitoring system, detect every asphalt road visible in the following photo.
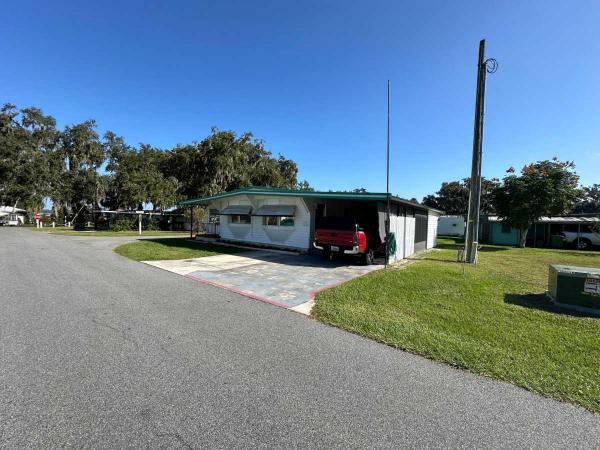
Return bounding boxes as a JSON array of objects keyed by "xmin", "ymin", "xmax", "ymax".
[{"xmin": 1, "ymin": 228, "xmax": 599, "ymax": 449}]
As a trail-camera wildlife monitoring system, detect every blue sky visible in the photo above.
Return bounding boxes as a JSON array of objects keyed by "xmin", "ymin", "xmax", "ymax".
[{"xmin": 2, "ymin": 0, "xmax": 599, "ymax": 200}]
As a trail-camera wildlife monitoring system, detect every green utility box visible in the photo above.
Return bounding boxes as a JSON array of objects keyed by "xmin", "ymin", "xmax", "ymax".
[{"xmin": 548, "ymin": 265, "xmax": 600, "ymax": 315}]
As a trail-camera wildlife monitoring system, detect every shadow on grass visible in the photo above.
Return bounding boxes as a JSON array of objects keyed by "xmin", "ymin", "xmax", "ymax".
[
  {"xmin": 478, "ymin": 246, "xmax": 511, "ymax": 252},
  {"xmin": 537, "ymin": 248, "xmax": 600, "ymax": 257},
  {"xmin": 438, "ymin": 236, "xmax": 513, "ymax": 253},
  {"xmin": 133, "ymin": 238, "xmax": 380, "ymax": 268},
  {"xmin": 136, "ymin": 238, "xmax": 247, "ymax": 253},
  {"xmin": 504, "ymin": 293, "xmax": 599, "ymax": 318},
  {"xmin": 435, "ymin": 242, "xmax": 510, "ymax": 254},
  {"xmin": 407, "ymin": 256, "xmax": 462, "ymax": 264}
]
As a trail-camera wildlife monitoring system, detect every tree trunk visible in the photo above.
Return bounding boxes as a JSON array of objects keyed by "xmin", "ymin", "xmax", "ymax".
[{"xmin": 519, "ymin": 226, "xmax": 529, "ymax": 248}]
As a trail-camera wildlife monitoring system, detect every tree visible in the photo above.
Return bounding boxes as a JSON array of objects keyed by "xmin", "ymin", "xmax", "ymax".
[
  {"xmin": 165, "ymin": 128, "xmax": 299, "ymax": 198},
  {"xmin": 105, "ymin": 135, "xmax": 179, "ymax": 210},
  {"xmin": 492, "ymin": 159, "xmax": 581, "ymax": 247},
  {"xmin": 422, "ymin": 178, "xmax": 499, "ymax": 215},
  {"xmin": 60, "ymin": 120, "xmax": 105, "ymax": 217},
  {"xmin": 0, "ymin": 104, "xmax": 58, "ymax": 212},
  {"xmin": 572, "ymin": 184, "xmax": 600, "ymax": 214},
  {"xmin": 1, "ymin": 103, "xmax": 307, "ymax": 218},
  {"xmin": 296, "ymin": 180, "xmax": 313, "ymax": 191}
]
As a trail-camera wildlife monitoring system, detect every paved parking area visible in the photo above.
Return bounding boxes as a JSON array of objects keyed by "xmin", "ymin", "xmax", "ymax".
[{"xmin": 143, "ymin": 250, "xmax": 383, "ymax": 310}]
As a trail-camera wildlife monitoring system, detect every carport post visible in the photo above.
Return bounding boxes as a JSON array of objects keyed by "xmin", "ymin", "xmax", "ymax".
[{"xmin": 190, "ymin": 206, "xmax": 194, "ymax": 239}]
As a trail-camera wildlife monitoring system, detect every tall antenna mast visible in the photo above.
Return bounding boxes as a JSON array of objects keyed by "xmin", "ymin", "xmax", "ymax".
[{"xmin": 385, "ymin": 80, "xmax": 391, "ymax": 268}]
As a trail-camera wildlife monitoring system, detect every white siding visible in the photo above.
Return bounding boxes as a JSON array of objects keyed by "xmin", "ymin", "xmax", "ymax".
[
  {"xmin": 211, "ymin": 195, "xmax": 311, "ymax": 250},
  {"xmin": 427, "ymin": 213, "xmax": 439, "ymax": 249}
]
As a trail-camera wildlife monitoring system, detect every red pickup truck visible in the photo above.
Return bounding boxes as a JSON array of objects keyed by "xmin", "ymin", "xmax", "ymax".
[{"xmin": 313, "ymin": 216, "xmax": 375, "ymax": 265}]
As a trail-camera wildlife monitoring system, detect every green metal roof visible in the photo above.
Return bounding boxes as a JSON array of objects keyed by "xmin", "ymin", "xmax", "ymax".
[
  {"xmin": 180, "ymin": 186, "xmax": 442, "ymax": 213},
  {"xmin": 180, "ymin": 187, "xmax": 387, "ymax": 205}
]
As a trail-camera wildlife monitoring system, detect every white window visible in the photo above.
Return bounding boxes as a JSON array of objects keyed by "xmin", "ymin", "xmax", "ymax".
[
  {"xmin": 264, "ymin": 216, "xmax": 278, "ymax": 226},
  {"xmin": 279, "ymin": 216, "xmax": 294, "ymax": 227},
  {"xmin": 230, "ymin": 215, "xmax": 251, "ymax": 224}
]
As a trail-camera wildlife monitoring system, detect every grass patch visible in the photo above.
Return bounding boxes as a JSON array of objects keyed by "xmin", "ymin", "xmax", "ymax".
[
  {"xmin": 28, "ymin": 225, "xmax": 73, "ymax": 232},
  {"xmin": 313, "ymin": 237, "xmax": 600, "ymax": 412},
  {"xmin": 114, "ymin": 238, "xmax": 246, "ymax": 261},
  {"xmin": 31, "ymin": 228, "xmax": 188, "ymax": 237}
]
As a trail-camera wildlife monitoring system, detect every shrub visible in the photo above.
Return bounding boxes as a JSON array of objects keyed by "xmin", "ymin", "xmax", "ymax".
[
  {"xmin": 145, "ymin": 218, "xmax": 160, "ymax": 231},
  {"xmin": 111, "ymin": 216, "xmax": 137, "ymax": 232}
]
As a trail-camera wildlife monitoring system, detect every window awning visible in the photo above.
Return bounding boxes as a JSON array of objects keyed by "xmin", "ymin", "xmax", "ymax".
[
  {"xmin": 220, "ymin": 205, "xmax": 252, "ymax": 215},
  {"xmin": 252, "ymin": 205, "xmax": 296, "ymax": 217}
]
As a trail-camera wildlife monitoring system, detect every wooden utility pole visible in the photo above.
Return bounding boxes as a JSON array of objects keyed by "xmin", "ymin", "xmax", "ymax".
[{"xmin": 464, "ymin": 39, "xmax": 496, "ymax": 264}]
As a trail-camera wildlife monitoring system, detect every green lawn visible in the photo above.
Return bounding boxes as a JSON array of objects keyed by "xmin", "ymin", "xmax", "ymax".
[
  {"xmin": 28, "ymin": 225, "xmax": 73, "ymax": 232},
  {"xmin": 114, "ymin": 238, "xmax": 246, "ymax": 261},
  {"xmin": 313, "ymin": 237, "xmax": 600, "ymax": 412},
  {"xmin": 31, "ymin": 228, "xmax": 189, "ymax": 237}
]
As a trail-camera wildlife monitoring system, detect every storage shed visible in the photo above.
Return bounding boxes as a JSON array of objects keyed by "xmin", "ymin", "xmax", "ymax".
[{"xmin": 181, "ymin": 187, "xmax": 441, "ymax": 261}]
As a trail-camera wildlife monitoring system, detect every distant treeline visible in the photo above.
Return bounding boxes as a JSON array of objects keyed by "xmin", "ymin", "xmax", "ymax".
[
  {"xmin": 0, "ymin": 103, "xmax": 309, "ymax": 218},
  {"xmin": 423, "ymin": 177, "xmax": 599, "ymax": 216}
]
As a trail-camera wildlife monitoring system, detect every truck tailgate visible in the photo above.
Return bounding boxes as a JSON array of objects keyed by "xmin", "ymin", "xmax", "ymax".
[{"xmin": 315, "ymin": 229, "xmax": 355, "ymax": 246}]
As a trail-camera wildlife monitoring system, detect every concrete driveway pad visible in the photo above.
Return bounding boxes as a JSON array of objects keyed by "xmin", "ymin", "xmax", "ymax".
[{"xmin": 144, "ymin": 250, "xmax": 382, "ymax": 309}]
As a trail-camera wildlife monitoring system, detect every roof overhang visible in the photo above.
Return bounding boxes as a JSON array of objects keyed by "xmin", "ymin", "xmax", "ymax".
[
  {"xmin": 180, "ymin": 189, "xmax": 388, "ymax": 205},
  {"xmin": 220, "ymin": 205, "xmax": 252, "ymax": 215}
]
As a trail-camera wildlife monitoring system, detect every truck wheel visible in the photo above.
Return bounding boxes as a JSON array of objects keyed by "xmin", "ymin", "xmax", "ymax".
[
  {"xmin": 322, "ymin": 247, "xmax": 332, "ymax": 260},
  {"xmin": 362, "ymin": 249, "xmax": 374, "ymax": 265},
  {"xmin": 576, "ymin": 238, "xmax": 591, "ymax": 250}
]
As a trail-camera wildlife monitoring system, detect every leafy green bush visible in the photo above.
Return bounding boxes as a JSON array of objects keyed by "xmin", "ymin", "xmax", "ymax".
[
  {"xmin": 145, "ymin": 218, "xmax": 160, "ymax": 231},
  {"xmin": 111, "ymin": 216, "xmax": 136, "ymax": 231}
]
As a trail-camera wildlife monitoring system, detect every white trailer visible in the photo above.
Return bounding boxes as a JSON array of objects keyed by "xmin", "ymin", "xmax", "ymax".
[{"xmin": 438, "ymin": 215, "xmax": 465, "ymax": 237}]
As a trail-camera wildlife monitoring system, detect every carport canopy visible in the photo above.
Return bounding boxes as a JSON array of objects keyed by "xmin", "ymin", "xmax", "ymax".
[
  {"xmin": 220, "ymin": 205, "xmax": 252, "ymax": 215},
  {"xmin": 252, "ymin": 205, "xmax": 296, "ymax": 217}
]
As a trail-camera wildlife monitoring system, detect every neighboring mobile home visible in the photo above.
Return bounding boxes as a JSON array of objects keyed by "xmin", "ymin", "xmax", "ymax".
[
  {"xmin": 0, "ymin": 206, "xmax": 26, "ymax": 226},
  {"xmin": 181, "ymin": 187, "xmax": 441, "ymax": 261},
  {"xmin": 438, "ymin": 215, "xmax": 466, "ymax": 237},
  {"xmin": 480, "ymin": 216, "xmax": 600, "ymax": 249}
]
